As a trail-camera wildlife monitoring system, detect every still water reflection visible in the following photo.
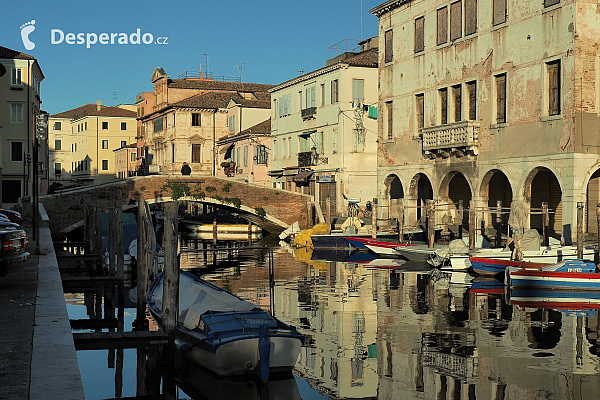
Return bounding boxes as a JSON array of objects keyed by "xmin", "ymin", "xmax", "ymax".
[{"xmin": 67, "ymin": 239, "xmax": 600, "ymax": 399}]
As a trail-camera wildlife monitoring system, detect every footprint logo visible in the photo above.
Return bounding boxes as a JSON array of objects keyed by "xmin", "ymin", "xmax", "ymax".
[{"xmin": 20, "ymin": 20, "xmax": 36, "ymax": 51}]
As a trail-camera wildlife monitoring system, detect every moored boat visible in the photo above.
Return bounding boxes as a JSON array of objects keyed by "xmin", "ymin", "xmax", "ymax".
[
  {"xmin": 506, "ymin": 259, "xmax": 600, "ymax": 290},
  {"xmin": 147, "ymin": 270, "xmax": 304, "ymax": 380},
  {"xmin": 469, "ymin": 257, "xmax": 549, "ymax": 277}
]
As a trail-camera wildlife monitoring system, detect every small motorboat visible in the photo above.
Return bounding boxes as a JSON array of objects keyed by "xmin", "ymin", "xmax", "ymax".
[
  {"xmin": 394, "ymin": 243, "xmax": 446, "ymax": 261},
  {"xmin": 147, "ymin": 270, "xmax": 304, "ymax": 381},
  {"xmin": 506, "ymin": 259, "xmax": 600, "ymax": 290},
  {"xmin": 361, "ymin": 239, "xmax": 417, "ymax": 256},
  {"xmin": 469, "ymin": 257, "xmax": 549, "ymax": 277}
]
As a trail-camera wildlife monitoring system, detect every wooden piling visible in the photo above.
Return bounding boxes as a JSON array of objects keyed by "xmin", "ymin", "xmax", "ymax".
[
  {"xmin": 427, "ymin": 200, "xmax": 435, "ymax": 248},
  {"xmin": 371, "ymin": 198, "xmax": 378, "ymax": 239},
  {"xmin": 458, "ymin": 200, "xmax": 464, "ymax": 239},
  {"xmin": 496, "ymin": 201, "xmax": 502, "ymax": 248},
  {"xmin": 213, "ymin": 210, "xmax": 218, "ymax": 245},
  {"xmin": 326, "ymin": 196, "xmax": 331, "ymax": 229},
  {"xmin": 398, "ymin": 199, "xmax": 404, "ymax": 244},
  {"xmin": 577, "ymin": 202, "xmax": 584, "ymax": 259},
  {"xmin": 597, "ymin": 204, "xmax": 600, "ymax": 263},
  {"xmin": 93, "ymin": 201, "xmax": 103, "ymax": 274},
  {"xmin": 162, "ymin": 201, "xmax": 180, "ymax": 337},
  {"xmin": 116, "ymin": 204, "xmax": 125, "ymax": 332},
  {"xmin": 135, "ymin": 199, "xmax": 147, "ymax": 331},
  {"xmin": 542, "ymin": 202, "xmax": 549, "ymax": 246},
  {"xmin": 248, "ymin": 222, "xmax": 253, "ymax": 244},
  {"xmin": 469, "ymin": 200, "xmax": 476, "ymax": 250}
]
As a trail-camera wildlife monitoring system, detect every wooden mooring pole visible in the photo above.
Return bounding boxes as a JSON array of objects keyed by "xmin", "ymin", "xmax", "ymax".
[
  {"xmin": 577, "ymin": 202, "xmax": 584, "ymax": 259},
  {"xmin": 542, "ymin": 202, "xmax": 549, "ymax": 247},
  {"xmin": 116, "ymin": 204, "xmax": 125, "ymax": 332},
  {"xmin": 495, "ymin": 201, "xmax": 502, "ymax": 248},
  {"xmin": 135, "ymin": 199, "xmax": 148, "ymax": 331},
  {"xmin": 398, "ymin": 199, "xmax": 404, "ymax": 244},
  {"xmin": 469, "ymin": 200, "xmax": 476, "ymax": 250},
  {"xmin": 162, "ymin": 201, "xmax": 180, "ymax": 369},
  {"xmin": 371, "ymin": 198, "xmax": 378, "ymax": 239},
  {"xmin": 427, "ymin": 200, "xmax": 435, "ymax": 248},
  {"xmin": 326, "ymin": 196, "xmax": 331, "ymax": 229},
  {"xmin": 458, "ymin": 200, "xmax": 464, "ymax": 240}
]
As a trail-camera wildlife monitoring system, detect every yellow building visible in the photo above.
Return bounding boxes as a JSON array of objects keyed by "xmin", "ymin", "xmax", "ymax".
[
  {"xmin": 0, "ymin": 46, "xmax": 45, "ymax": 207},
  {"xmin": 50, "ymin": 101, "xmax": 136, "ymax": 185}
]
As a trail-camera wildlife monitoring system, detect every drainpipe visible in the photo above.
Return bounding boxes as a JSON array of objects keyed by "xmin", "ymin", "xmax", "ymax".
[
  {"xmin": 97, "ymin": 117, "xmax": 99, "ymax": 178},
  {"xmin": 212, "ymin": 110, "xmax": 216, "ymax": 176},
  {"xmin": 26, "ymin": 60, "xmax": 31, "ymax": 197}
]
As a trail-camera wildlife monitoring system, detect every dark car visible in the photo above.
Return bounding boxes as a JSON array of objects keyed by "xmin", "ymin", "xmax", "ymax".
[
  {"xmin": 0, "ymin": 227, "xmax": 30, "ymax": 270},
  {"xmin": 0, "ymin": 209, "xmax": 23, "ymax": 226}
]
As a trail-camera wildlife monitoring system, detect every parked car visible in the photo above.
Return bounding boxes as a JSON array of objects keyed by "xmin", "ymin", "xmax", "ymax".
[
  {"xmin": 0, "ymin": 227, "xmax": 30, "ymax": 269},
  {"xmin": 0, "ymin": 209, "xmax": 23, "ymax": 226}
]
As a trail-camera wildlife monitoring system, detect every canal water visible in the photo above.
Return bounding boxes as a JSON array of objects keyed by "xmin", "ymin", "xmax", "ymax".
[{"xmin": 66, "ymin": 236, "xmax": 600, "ymax": 399}]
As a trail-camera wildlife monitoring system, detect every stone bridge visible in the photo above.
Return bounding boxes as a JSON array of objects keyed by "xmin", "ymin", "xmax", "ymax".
[{"xmin": 38, "ymin": 175, "xmax": 314, "ymax": 237}]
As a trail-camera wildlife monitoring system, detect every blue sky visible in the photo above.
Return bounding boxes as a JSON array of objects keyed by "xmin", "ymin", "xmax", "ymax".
[{"xmin": 1, "ymin": 0, "xmax": 382, "ymax": 115}]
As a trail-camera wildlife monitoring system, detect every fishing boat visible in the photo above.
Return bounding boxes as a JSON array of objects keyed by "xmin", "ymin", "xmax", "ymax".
[
  {"xmin": 361, "ymin": 239, "xmax": 417, "ymax": 256},
  {"xmin": 469, "ymin": 257, "xmax": 549, "ymax": 277},
  {"xmin": 394, "ymin": 243, "xmax": 447, "ymax": 261},
  {"xmin": 311, "ymin": 232, "xmax": 398, "ymax": 250},
  {"xmin": 506, "ymin": 259, "xmax": 600, "ymax": 290},
  {"xmin": 147, "ymin": 270, "xmax": 304, "ymax": 381}
]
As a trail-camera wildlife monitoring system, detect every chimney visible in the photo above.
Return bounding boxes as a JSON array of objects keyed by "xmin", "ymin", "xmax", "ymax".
[{"xmin": 96, "ymin": 100, "xmax": 101, "ymax": 111}]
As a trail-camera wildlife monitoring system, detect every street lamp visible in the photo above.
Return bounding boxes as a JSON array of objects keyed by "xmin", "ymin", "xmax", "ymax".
[{"xmin": 33, "ymin": 112, "xmax": 48, "ymax": 254}]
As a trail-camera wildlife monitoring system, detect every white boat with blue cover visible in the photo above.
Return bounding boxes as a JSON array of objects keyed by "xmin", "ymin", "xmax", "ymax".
[
  {"xmin": 147, "ymin": 270, "xmax": 304, "ymax": 381},
  {"xmin": 506, "ymin": 259, "xmax": 600, "ymax": 290}
]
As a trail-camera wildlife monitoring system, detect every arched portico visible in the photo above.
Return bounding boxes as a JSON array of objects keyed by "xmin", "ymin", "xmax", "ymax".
[
  {"xmin": 439, "ymin": 171, "xmax": 473, "ymax": 231},
  {"xmin": 523, "ymin": 167, "xmax": 563, "ymax": 239},
  {"xmin": 407, "ymin": 173, "xmax": 433, "ymax": 228},
  {"xmin": 383, "ymin": 174, "xmax": 404, "ymax": 222}
]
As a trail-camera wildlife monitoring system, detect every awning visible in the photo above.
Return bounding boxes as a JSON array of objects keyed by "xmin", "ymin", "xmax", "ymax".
[
  {"xmin": 292, "ymin": 170, "xmax": 314, "ymax": 183},
  {"xmin": 219, "ymin": 143, "xmax": 234, "ymax": 154}
]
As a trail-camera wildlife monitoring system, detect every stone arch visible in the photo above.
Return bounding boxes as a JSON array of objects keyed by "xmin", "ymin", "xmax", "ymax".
[
  {"xmin": 438, "ymin": 171, "xmax": 473, "ymax": 231},
  {"xmin": 522, "ymin": 167, "xmax": 563, "ymax": 239},
  {"xmin": 479, "ymin": 169, "xmax": 513, "ymax": 236},
  {"xmin": 582, "ymin": 164, "xmax": 600, "ymax": 235},
  {"xmin": 383, "ymin": 174, "xmax": 404, "ymax": 222},
  {"xmin": 408, "ymin": 173, "xmax": 434, "ymax": 226}
]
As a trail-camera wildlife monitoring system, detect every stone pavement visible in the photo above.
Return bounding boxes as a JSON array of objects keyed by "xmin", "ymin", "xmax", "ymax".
[{"xmin": 0, "ymin": 222, "xmax": 85, "ymax": 399}]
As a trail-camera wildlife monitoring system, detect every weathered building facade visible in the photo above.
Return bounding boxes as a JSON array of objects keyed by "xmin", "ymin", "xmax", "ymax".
[
  {"xmin": 141, "ymin": 68, "xmax": 273, "ymax": 176},
  {"xmin": 371, "ymin": 0, "xmax": 600, "ymax": 241},
  {"xmin": 269, "ymin": 39, "xmax": 379, "ymax": 217}
]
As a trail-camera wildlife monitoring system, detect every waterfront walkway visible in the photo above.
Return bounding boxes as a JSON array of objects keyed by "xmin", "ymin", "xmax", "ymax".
[{"xmin": 0, "ymin": 222, "xmax": 85, "ymax": 400}]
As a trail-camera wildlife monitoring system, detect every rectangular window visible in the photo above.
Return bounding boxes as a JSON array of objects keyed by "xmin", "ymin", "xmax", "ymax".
[
  {"xmin": 415, "ymin": 16, "xmax": 425, "ymax": 53},
  {"xmin": 493, "ymin": 0, "xmax": 507, "ymax": 26},
  {"xmin": 466, "ymin": 81, "xmax": 477, "ymax": 120},
  {"xmin": 305, "ymin": 86, "xmax": 316, "ymax": 108},
  {"xmin": 282, "ymin": 138, "xmax": 287, "ymax": 158},
  {"xmin": 74, "ymin": 143, "xmax": 77, "ymax": 152},
  {"xmin": 10, "ymin": 68, "xmax": 22, "ymax": 86},
  {"xmin": 288, "ymin": 136, "xmax": 292, "ymax": 158},
  {"xmin": 544, "ymin": 0, "xmax": 560, "ymax": 7},
  {"xmin": 386, "ymin": 102, "xmax": 393, "ymax": 140},
  {"xmin": 437, "ymin": 7, "xmax": 448, "ymax": 45},
  {"xmin": 84, "ymin": 122, "xmax": 87, "ymax": 130},
  {"xmin": 243, "ymin": 146, "xmax": 248, "ymax": 166},
  {"xmin": 496, "ymin": 73, "xmax": 507, "ymax": 123},
  {"xmin": 452, "ymin": 84, "xmax": 462, "ymax": 122},
  {"xmin": 315, "ymin": 131, "xmax": 324, "ymax": 155},
  {"xmin": 121, "ymin": 140, "xmax": 127, "ymax": 148},
  {"xmin": 121, "ymin": 122, "xmax": 127, "ymax": 130},
  {"xmin": 228, "ymin": 115, "xmax": 235, "ymax": 132},
  {"xmin": 465, "ymin": 0, "xmax": 477, "ymax": 35},
  {"xmin": 331, "ymin": 80, "xmax": 339, "ymax": 103},
  {"xmin": 548, "ymin": 60, "xmax": 561, "ymax": 115},
  {"xmin": 153, "ymin": 118, "xmax": 163, "ymax": 132},
  {"xmin": 236, "ymin": 147, "xmax": 241, "ymax": 166},
  {"xmin": 130, "ymin": 153, "xmax": 136, "ymax": 162},
  {"xmin": 192, "ymin": 144, "xmax": 202, "ymax": 163},
  {"xmin": 102, "ymin": 160, "xmax": 109, "ymax": 170},
  {"xmin": 10, "ymin": 141, "xmax": 23, "ymax": 162},
  {"xmin": 384, "ymin": 29, "xmax": 393, "ymax": 63},
  {"xmin": 192, "ymin": 113, "xmax": 201, "ymax": 126},
  {"xmin": 55, "ymin": 139, "xmax": 62, "ymax": 151},
  {"xmin": 54, "ymin": 121, "xmax": 62, "ymax": 130},
  {"xmin": 450, "ymin": 1, "xmax": 462, "ymax": 41},
  {"xmin": 299, "ymin": 91, "xmax": 303, "ymax": 110},
  {"xmin": 416, "ymin": 94, "xmax": 425, "ymax": 131},
  {"xmin": 102, "ymin": 140, "xmax": 109, "ymax": 149},
  {"xmin": 102, "ymin": 121, "xmax": 109, "ymax": 130},
  {"xmin": 10, "ymin": 103, "xmax": 23, "ymax": 123},
  {"xmin": 254, "ymin": 145, "xmax": 268, "ymax": 165},
  {"xmin": 320, "ymin": 84, "xmax": 325, "ymax": 106},
  {"xmin": 172, "ymin": 143, "xmax": 175, "ymax": 163},
  {"xmin": 439, "ymin": 88, "xmax": 448, "ymax": 124},
  {"xmin": 352, "ymin": 79, "xmax": 364, "ymax": 103},
  {"xmin": 54, "ymin": 162, "xmax": 62, "ymax": 175}
]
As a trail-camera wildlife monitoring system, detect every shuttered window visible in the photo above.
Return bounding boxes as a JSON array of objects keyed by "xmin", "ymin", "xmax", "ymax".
[
  {"xmin": 439, "ymin": 88, "xmax": 448, "ymax": 125},
  {"xmin": 386, "ymin": 102, "xmax": 393, "ymax": 140},
  {"xmin": 493, "ymin": 0, "xmax": 507, "ymax": 26},
  {"xmin": 452, "ymin": 85, "xmax": 462, "ymax": 122},
  {"xmin": 416, "ymin": 94, "xmax": 424, "ymax": 131},
  {"xmin": 466, "ymin": 81, "xmax": 477, "ymax": 120},
  {"xmin": 352, "ymin": 79, "xmax": 364, "ymax": 103},
  {"xmin": 192, "ymin": 144, "xmax": 201, "ymax": 163},
  {"xmin": 465, "ymin": 0, "xmax": 477, "ymax": 35},
  {"xmin": 415, "ymin": 17, "xmax": 425, "ymax": 53},
  {"xmin": 548, "ymin": 60, "xmax": 561, "ymax": 116},
  {"xmin": 385, "ymin": 30, "xmax": 393, "ymax": 63},
  {"xmin": 450, "ymin": 1, "xmax": 462, "ymax": 41},
  {"xmin": 544, "ymin": 0, "xmax": 560, "ymax": 7},
  {"xmin": 496, "ymin": 74, "xmax": 506, "ymax": 124},
  {"xmin": 437, "ymin": 7, "xmax": 448, "ymax": 45}
]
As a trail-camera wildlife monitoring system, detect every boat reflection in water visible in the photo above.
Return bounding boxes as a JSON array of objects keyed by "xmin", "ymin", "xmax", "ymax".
[{"xmin": 175, "ymin": 354, "xmax": 301, "ymax": 400}]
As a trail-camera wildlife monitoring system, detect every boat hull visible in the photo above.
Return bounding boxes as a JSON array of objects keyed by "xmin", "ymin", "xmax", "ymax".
[
  {"xmin": 509, "ymin": 288, "xmax": 600, "ymax": 310},
  {"xmin": 508, "ymin": 269, "xmax": 600, "ymax": 290},
  {"xmin": 469, "ymin": 257, "xmax": 548, "ymax": 276}
]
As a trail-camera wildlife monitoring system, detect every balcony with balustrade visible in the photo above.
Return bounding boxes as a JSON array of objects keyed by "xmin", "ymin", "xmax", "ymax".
[{"xmin": 421, "ymin": 121, "xmax": 480, "ymax": 159}]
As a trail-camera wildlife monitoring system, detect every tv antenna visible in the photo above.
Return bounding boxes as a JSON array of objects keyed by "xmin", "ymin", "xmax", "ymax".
[
  {"xmin": 203, "ymin": 54, "xmax": 210, "ymax": 78},
  {"xmin": 234, "ymin": 63, "xmax": 245, "ymax": 82}
]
